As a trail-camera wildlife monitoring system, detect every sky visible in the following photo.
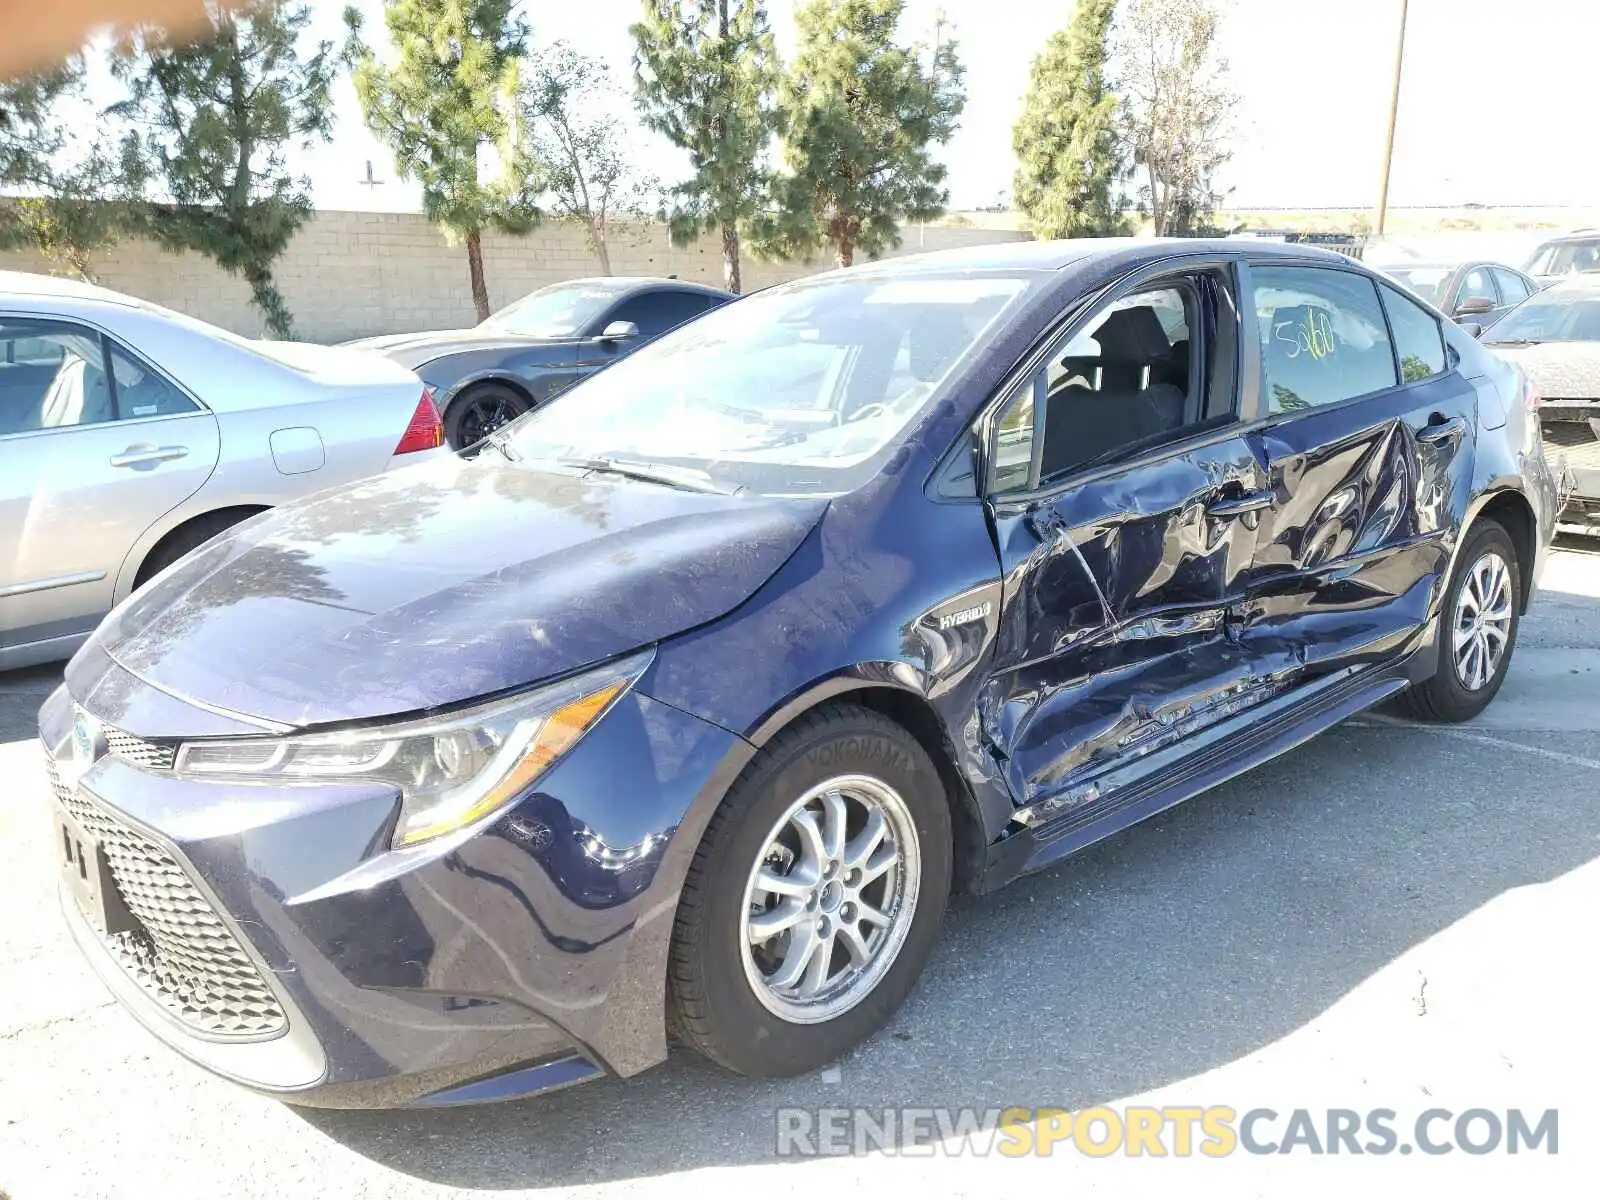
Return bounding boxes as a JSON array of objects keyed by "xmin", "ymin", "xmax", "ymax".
[{"xmin": 295, "ymin": 0, "xmax": 1600, "ymax": 215}]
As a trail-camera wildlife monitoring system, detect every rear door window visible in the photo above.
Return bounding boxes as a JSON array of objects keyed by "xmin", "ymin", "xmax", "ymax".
[
  {"xmin": 1252, "ymin": 266, "xmax": 1398, "ymax": 413},
  {"xmin": 0, "ymin": 318, "xmax": 113, "ymax": 435}
]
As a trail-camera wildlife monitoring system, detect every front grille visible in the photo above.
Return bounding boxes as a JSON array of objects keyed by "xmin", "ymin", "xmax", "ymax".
[
  {"xmin": 47, "ymin": 755, "xmax": 287, "ymax": 1039},
  {"xmin": 105, "ymin": 727, "xmax": 176, "ymax": 772}
]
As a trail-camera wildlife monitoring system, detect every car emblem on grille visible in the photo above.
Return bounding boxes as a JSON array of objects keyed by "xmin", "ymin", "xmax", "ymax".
[{"xmin": 70, "ymin": 708, "xmax": 105, "ymax": 775}]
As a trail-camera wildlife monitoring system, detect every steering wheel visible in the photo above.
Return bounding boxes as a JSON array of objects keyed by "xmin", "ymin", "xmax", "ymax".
[{"xmin": 846, "ymin": 402, "xmax": 891, "ymax": 424}]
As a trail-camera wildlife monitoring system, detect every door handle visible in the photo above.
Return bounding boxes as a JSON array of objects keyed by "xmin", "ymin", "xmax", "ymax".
[
  {"xmin": 1415, "ymin": 415, "xmax": 1467, "ymax": 446},
  {"xmin": 110, "ymin": 444, "xmax": 189, "ymax": 468},
  {"xmin": 1027, "ymin": 506, "xmax": 1067, "ymax": 541},
  {"xmin": 1206, "ymin": 488, "xmax": 1275, "ymax": 519}
]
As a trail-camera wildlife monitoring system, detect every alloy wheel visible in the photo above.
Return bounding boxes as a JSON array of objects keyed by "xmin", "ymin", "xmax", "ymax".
[
  {"xmin": 456, "ymin": 394, "xmax": 523, "ymax": 448},
  {"xmin": 739, "ymin": 774, "xmax": 922, "ymax": 1025},
  {"xmin": 1451, "ymin": 549, "xmax": 1514, "ymax": 691}
]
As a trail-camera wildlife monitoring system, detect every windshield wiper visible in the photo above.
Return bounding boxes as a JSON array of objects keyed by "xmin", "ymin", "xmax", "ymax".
[
  {"xmin": 556, "ymin": 455, "xmax": 739, "ymax": 495},
  {"xmin": 1484, "ymin": 337, "xmax": 1544, "ymax": 347}
]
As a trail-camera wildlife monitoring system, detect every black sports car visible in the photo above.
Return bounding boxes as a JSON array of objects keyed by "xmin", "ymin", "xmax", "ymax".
[{"xmin": 345, "ymin": 277, "xmax": 736, "ymax": 449}]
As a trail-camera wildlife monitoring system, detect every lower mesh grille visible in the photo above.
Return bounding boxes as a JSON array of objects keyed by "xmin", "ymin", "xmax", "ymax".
[{"xmin": 48, "ymin": 754, "xmax": 287, "ymax": 1039}]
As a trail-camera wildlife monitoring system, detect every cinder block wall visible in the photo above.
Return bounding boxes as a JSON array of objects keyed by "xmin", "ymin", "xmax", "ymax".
[{"xmin": 0, "ymin": 211, "xmax": 1031, "ymax": 343}]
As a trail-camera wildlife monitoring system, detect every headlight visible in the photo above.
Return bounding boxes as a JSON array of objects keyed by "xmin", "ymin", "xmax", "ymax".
[{"xmin": 174, "ymin": 652, "xmax": 650, "ymax": 848}]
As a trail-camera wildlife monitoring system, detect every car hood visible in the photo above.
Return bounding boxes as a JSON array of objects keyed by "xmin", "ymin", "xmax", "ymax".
[
  {"xmin": 341, "ymin": 328, "xmax": 574, "ymax": 369},
  {"xmin": 89, "ymin": 456, "xmax": 828, "ymax": 729},
  {"xmin": 341, "ymin": 329, "xmax": 474, "ymax": 350},
  {"xmin": 1487, "ymin": 341, "xmax": 1600, "ymax": 400}
]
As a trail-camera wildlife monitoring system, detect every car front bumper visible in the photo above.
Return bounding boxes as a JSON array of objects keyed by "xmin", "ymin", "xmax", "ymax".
[
  {"xmin": 37, "ymin": 664, "xmax": 749, "ymax": 1109},
  {"xmin": 1541, "ymin": 407, "xmax": 1600, "ymax": 531}
]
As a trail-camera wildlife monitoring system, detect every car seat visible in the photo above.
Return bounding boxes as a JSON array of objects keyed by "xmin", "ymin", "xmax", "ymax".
[
  {"xmin": 26, "ymin": 353, "xmax": 113, "ymax": 430},
  {"xmin": 1040, "ymin": 305, "xmax": 1188, "ymax": 477}
]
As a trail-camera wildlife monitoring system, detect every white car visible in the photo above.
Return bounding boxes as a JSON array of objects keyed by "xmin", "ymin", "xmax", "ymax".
[{"xmin": 0, "ymin": 271, "xmax": 447, "ymax": 671}]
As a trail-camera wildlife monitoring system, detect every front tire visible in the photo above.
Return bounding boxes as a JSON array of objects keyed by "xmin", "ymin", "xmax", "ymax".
[
  {"xmin": 1399, "ymin": 518, "xmax": 1521, "ymax": 722},
  {"xmin": 667, "ymin": 705, "xmax": 952, "ymax": 1077}
]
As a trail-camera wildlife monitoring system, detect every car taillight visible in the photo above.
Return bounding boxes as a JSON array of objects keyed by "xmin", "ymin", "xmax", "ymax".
[
  {"xmin": 1526, "ymin": 379, "xmax": 1543, "ymax": 412},
  {"xmin": 395, "ymin": 386, "xmax": 444, "ymax": 454}
]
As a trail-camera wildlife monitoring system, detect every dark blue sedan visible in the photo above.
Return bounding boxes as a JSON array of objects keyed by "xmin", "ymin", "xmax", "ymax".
[{"xmin": 41, "ymin": 239, "xmax": 1561, "ymax": 1109}]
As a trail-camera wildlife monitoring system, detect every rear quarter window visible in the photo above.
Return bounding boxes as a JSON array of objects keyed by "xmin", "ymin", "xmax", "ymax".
[{"xmin": 1378, "ymin": 284, "xmax": 1447, "ymax": 382}]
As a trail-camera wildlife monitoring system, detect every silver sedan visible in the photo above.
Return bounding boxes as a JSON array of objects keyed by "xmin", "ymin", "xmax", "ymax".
[{"xmin": 0, "ymin": 271, "xmax": 448, "ymax": 671}]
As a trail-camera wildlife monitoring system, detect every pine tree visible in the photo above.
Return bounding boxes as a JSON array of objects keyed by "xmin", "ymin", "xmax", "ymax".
[
  {"xmin": 632, "ymin": 0, "xmax": 780, "ymax": 294},
  {"xmin": 1012, "ymin": 0, "xmax": 1126, "ymax": 240},
  {"xmin": 0, "ymin": 67, "xmax": 76, "ymax": 193},
  {"xmin": 345, "ymin": 0, "xmax": 540, "ymax": 322},
  {"xmin": 111, "ymin": 1, "xmax": 336, "ymax": 337},
  {"xmin": 761, "ymin": 0, "xmax": 964, "ymax": 269}
]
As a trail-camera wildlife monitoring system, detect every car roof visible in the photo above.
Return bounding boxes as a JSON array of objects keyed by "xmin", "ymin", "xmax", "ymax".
[
  {"xmin": 0, "ymin": 269, "xmax": 139, "ymax": 308},
  {"xmin": 819, "ymin": 236, "xmax": 1366, "ymax": 279},
  {"xmin": 1534, "ymin": 231, "xmax": 1600, "ymax": 245},
  {"xmin": 1386, "ymin": 260, "xmax": 1526, "ymax": 272},
  {"xmin": 562, "ymin": 276, "xmax": 734, "ymax": 298}
]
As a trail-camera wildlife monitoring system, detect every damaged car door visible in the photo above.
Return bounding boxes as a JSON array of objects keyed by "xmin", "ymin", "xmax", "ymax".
[
  {"xmin": 1234, "ymin": 263, "xmax": 1478, "ymax": 683},
  {"xmin": 980, "ymin": 260, "xmax": 1277, "ymax": 836}
]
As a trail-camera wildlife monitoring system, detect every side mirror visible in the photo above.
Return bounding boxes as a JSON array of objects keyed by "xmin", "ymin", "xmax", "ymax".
[
  {"xmin": 1460, "ymin": 320, "xmax": 1486, "ymax": 339},
  {"xmin": 600, "ymin": 320, "xmax": 639, "ymax": 342},
  {"xmin": 1457, "ymin": 296, "xmax": 1496, "ymax": 316}
]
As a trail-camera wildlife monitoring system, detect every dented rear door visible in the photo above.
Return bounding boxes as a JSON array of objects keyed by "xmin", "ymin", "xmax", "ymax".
[{"xmin": 1234, "ymin": 263, "xmax": 1478, "ymax": 684}]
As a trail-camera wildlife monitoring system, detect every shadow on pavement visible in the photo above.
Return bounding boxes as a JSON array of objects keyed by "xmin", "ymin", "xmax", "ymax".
[
  {"xmin": 300, "ymin": 575, "xmax": 1600, "ymax": 1189},
  {"xmin": 0, "ymin": 665, "xmax": 60, "ymax": 743}
]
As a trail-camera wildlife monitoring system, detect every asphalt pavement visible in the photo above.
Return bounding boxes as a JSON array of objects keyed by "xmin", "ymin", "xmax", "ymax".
[{"xmin": 2, "ymin": 540, "xmax": 1598, "ymax": 1199}]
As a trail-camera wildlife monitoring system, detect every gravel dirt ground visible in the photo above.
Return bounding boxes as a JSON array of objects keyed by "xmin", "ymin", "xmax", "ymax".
[{"xmin": 2, "ymin": 540, "xmax": 1597, "ymax": 1199}]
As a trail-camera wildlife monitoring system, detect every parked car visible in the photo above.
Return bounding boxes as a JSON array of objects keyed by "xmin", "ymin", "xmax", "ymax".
[
  {"xmin": 344, "ymin": 276, "xmax": 737, "ymax": 450},
  {"xmin": 1379, "ymin": 260, "xmax": 1538, "ymax": 333},
  {"xmin": 1482, "ymin": 273, "xmax": 1600, "ymax": 533},
  {"xmin": 0, "ymin": 272, "xmax": 446, "ymax": 672},
  {"xmin": 1521, "ymin": 231, "xmax": 1600, "ymax": 287},
  {"xmin": 42, "ymin": 239, "xmax": 1559, "ymax": 1110}
]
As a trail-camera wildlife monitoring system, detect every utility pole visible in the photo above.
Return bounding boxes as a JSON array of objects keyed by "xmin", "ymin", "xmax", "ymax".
[{"xmin": 1374, "ymin": 0, "xmax": 1410, "ymax": 236}]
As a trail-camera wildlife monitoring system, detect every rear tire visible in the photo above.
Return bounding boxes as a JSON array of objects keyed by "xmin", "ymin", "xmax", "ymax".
[
  {"xmin": 444, "ymin": 383, "xmax": 530, "ymax": 451},
  {"xmin": 667, "ymin": 704, "xmax": 951, "ymax": 1078},
  {"xmin": 134, "ymin": 511, "xmax": 258, "ymax": 589},
  {"xmin": 1398, "ymin": 519, "xmax": 1521, "ymax": 722}
]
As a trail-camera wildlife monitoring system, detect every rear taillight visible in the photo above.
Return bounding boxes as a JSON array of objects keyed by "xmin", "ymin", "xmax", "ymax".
[
  {"xmin": 1526, "ymin": 379, "xmax": 1543, "ymax": 412},
  {"xmin": 395, "ymin": 386, "xmax": 444, "ymax": 454}
]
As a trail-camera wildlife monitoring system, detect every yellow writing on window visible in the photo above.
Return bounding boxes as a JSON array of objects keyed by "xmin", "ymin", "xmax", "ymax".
[{"xmin": 1273, "ymin": 308, "xmax": 1338, "ymax": 361}]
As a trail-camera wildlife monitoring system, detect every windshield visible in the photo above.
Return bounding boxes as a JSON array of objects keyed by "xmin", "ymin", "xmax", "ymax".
[
  {"xmin": 1386, "ymin": 267, "xmax": 1452, "ymax": 305},
  {"xmin": 1485, "ymin": 293, "xmax": 1600, "ymax": 344},
  {"xmin": 479, "ymin": 282, "xmax": 625, "ymax": 337},
  {"xmin": 502, "ymin": 271, "xmax": 1036, "ymax": 495},
  {"xmin": 1523, "ymin": 240, "xmax": 1600, "ymax": 277}
]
